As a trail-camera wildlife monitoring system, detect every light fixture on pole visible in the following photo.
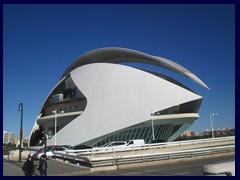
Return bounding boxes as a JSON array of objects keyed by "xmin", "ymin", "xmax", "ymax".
[
  {"xmin": 209, "ymin": 113, "xmax": 218, "ymax": 138},
  {"xmin": 52, "ymin": 109, "xmax": 64, "ymax": 145}
]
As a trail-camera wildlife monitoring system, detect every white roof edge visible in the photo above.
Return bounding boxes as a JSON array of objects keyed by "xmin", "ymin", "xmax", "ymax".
[
  {"xmin": 152, "ymin": 56, "xmax": 210, "ymax": 90},
  {"xmin": 62, "ymin": 47, "xmax": 210, "ymax": 90}
]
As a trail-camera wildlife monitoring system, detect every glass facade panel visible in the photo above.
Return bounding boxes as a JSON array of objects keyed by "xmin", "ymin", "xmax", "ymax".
[{"xmin": 91, "ymin": 123, "xmax": 176, "ymax": 146}]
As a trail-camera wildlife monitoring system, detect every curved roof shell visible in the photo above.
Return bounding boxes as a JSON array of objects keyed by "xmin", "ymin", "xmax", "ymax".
[{"xmin": 61, "ymin": 47, "xmax": 209, "ymax": 90}]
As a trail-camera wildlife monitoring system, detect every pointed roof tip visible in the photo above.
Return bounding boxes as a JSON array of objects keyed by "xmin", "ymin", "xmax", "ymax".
[
  {"xmin": 205, "ymin": 85, "xmax": 210, "ymax": 90},
  {"xmin": 203, "ymin": 85, "xmax": 210, "ymax": 90},
  {"xmin": 152, "ymin": 56, "xmax": 210, "ymax": 90},
  {"xmin": 183, "ymin": 72, "xmax": 210, "ymax": 90}
]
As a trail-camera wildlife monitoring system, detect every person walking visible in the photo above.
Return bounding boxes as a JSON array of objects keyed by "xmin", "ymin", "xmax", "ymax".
[
  {"xmin": 38, "ymin": 155, "xmax": 48, "ymax": 176},
  {"xmin": 22, "ymin": 155, "xmax": 35, "ymax": 176}
]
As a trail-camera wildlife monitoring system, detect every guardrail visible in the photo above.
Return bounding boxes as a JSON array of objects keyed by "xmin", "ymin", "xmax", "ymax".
[
  {"xmin": 52, "ymin": 136, "xmax": 235, "ymax": 168},
  {"xmin": 148, "ymin": 136, "xmax": 235, "ymax": 148},
  {"xmin": 89, "ymin": 145, "xmax": 235, "ymax": 168},
  {"xmin": 53, "ymin": 136, "xmax": 235, "ymax": 157}
]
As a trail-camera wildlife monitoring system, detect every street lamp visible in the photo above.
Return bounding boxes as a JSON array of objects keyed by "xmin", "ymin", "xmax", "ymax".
[
  {"xmin": 52, "ymin": 109, "xmax": 64, "ymax": 145},
  {"xmin": 42, "ymin": 130, "xmax": 47, "ymax": 156},
  {"xmin": 18, "ymin": 102, "xmax": 23, "ymax": 163},
  {"xmin": 151, "ymin": 113, "xmax": 155, "ymax": 140},
  {"xmin": 209, "ymin": 113, "xmax": 218, "ymax": 138}
]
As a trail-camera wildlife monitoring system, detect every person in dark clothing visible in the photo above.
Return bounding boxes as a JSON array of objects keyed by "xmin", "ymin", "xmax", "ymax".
[
  {"xmin": 38, "ymin": 155, "xmax": 48, "ymax": 176},
  {"xmin": 22, "ymin": 155, "xmax": 35, "ymax": 176}
]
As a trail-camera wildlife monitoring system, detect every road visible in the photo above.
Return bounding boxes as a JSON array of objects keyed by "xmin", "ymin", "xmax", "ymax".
[
  {"xmin": 3, "ymin": 153, "xmax": 234, "ymax": 176},
  {"xmin": 85, "ymin": 153, "xmax": 235, "ymax": 176}
]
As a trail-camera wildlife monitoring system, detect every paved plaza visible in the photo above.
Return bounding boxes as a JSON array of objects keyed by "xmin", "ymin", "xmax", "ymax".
[{"xmin": 3, "ymin": 158, "xmax": 90, "ymax": 176}]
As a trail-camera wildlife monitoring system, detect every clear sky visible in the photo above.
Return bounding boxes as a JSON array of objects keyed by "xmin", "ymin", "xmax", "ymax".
[{"xmin": 3, "ymin": 4, "xmax": 235, "ymax": 138}]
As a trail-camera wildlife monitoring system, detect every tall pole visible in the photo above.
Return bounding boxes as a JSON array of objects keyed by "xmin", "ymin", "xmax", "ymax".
[
  {"xmin": 210, "ymin": 113, "xmax": 218, "ymax": 138},
  {"xmin": 54, "ymin": 109, "xmax": 57, "ymax": 145},
  {"xmin": 43, "ymin": 130, "xmax": 47, "ymax": 156},
  {"xmin": 52, "ymin": 109, "xmax": 64, "ymax": 146},
  {"xmin": 151, "ymin": 113, "xmax": 155, "ymax": 140},
  {"xmin": 18, "ymin": 103, "xmax": 23, "ymax": 163}
]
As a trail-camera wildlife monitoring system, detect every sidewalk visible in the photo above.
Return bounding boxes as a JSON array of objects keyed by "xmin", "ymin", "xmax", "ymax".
[{"xmin": 3, "ymin": 159, "xmax": 90, "ymax": 176}]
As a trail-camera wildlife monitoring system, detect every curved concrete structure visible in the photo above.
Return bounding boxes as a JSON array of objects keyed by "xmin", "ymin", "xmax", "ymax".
[
  {"xmin": 62, "ymin": 48, "xmax": 209, "ymax": 89},
  {"xmin": 29, "ymin": 47, "xmax": 208, "ymax": 147}
]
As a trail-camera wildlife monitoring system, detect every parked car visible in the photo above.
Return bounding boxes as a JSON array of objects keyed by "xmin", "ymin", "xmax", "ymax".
[
  {"xmin": 37, "ymin": 146, "xmax": 74, "ymax": 159},
  {"xmin": 31, "ymin": 145, "xmax": 63, "ymax": 160},
  {"xmin": 149, "ymin": 139, "xmax": 166, "ymax": 144},
  {"xmin": 93, "ymin": 141, "xmax": 127, "ymax": 151},
  {"xmin": 28, "ymin": 151, "xmax": 37, "ymax": 157},
  {"xmin": 60, "ymin": 145, "xmax": 73, "ymax": 149},
  {"xmin": 73, "ymin": 145, "xmax": 92, "ymax": 150},
  {"xmin": 102, "ymin": 141, "xmax": 127, "ymax": 148},
  {"xmin": 126, "ymin": 139, "xmax": 145, "ymax": 147},
  {"xmin": 52, "ymin": 146, "xmax": 73, "ymax": 153},
  {"xmin": 28, "ymin": 145, "xmax": 56, "ymax": 157}
]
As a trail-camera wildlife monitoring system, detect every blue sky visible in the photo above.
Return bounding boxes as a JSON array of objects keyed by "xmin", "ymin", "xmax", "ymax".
[{"xmin": 3, "ymin": 4, "xmax": 235, "ymax": 138}]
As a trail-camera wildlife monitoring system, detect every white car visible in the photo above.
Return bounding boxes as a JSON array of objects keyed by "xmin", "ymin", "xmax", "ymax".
[
  {"xmin": 28, "ymin": 151, "xmax": 36, "ymax": 157},
  {"xmin": 126, "ymin": 139, "xmax": 145, "ymax": 147},
  {"xmin": 33, "ymin": 147, "xmax": 55, "ymax": 159},
  {"xmin": 33, "ymin": 146, "xmax": 72, "ymax": 159},
  {"xmin": 94, "ymin": 141, "xmax": 127, "ymax": 152},
  {"xmin": 102, "ymin": 141, "xmax": 127, "ymax": 148}
]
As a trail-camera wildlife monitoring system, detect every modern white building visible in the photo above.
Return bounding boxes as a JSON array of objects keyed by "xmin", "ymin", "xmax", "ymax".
[{"xmin": 29, "ymin": 47, "xmax": 209, "ymax": 147}]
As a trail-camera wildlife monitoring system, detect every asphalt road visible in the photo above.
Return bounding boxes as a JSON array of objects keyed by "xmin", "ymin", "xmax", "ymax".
[
  {"xmin": 86, "ymin": 153, "xmax": 235, "ymax": 176},
  {"xmin": 3, "ymin": 153, "xmax": 234, "ymax": 176}
]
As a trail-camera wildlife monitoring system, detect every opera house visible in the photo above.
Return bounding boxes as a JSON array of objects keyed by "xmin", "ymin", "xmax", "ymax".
[{"xmin": 29, "ymin": 47, "xmax": 209, "ymax": 147}]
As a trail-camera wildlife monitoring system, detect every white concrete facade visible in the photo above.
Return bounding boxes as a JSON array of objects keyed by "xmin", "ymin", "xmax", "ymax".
[{"xmin": 29, "ymin": 48, "xmax": 208, "ymax": 147}]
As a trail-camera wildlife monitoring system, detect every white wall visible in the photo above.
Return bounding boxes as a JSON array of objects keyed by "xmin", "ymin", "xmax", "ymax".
[{"xmin": 47, "ymin": 63, "xmax": 202, "ymax": 146}]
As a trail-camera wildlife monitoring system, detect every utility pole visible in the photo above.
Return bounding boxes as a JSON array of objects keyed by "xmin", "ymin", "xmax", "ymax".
[{"xmin": 18, "ymin": 103, "xmax": 23, "ymax": 162}]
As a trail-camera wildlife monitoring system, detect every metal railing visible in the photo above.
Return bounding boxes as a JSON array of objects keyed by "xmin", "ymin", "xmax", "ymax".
[
  {"xmin": 52, "ymin": 136, "xmax": 235, "ymax": 168},
  {"xmin": 52, "ymin": 136, "xmax": 234, "ymax": 156},
  {"xmin": 89, "ymin": 145, "xmax": 235, "ymax": 168}
]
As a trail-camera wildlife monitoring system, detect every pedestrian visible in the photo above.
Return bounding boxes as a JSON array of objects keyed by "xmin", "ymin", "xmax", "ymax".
[
  {"xmin": 22, "ymin": 155, "xmax": 35, "ymax": 176},
  {"xmin": 38, "ymin": 155, "xmax": 48, "ymax": 176}
]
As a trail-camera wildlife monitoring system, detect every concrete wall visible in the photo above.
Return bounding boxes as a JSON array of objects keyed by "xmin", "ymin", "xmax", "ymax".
[{"xmin": 47, "ymin": 63, "xmax": 201, "ymax": 146}]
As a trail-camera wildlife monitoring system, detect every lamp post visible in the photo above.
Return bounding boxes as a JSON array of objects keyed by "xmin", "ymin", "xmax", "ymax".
[
  {"xmin": 210, "ymin": 113, "xmax": 218, "ymax": 138},
  {"xmin": 18, "ymin": 102, "xmax": 23, "ymax": 163},
  {"xmin": 151, "ymin": 113, "xmax": 155, "ymax": 140},
  {"xmin": 42, "ymin": 130, "xmax": 47, "ymax": 156},
  {"xmin": 53, "ymin": 109, "xmax": 57, "ymax": 145},
  {"xmin": 52, "ymin": 109, "xmax": 64, "ymax": 145}
]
